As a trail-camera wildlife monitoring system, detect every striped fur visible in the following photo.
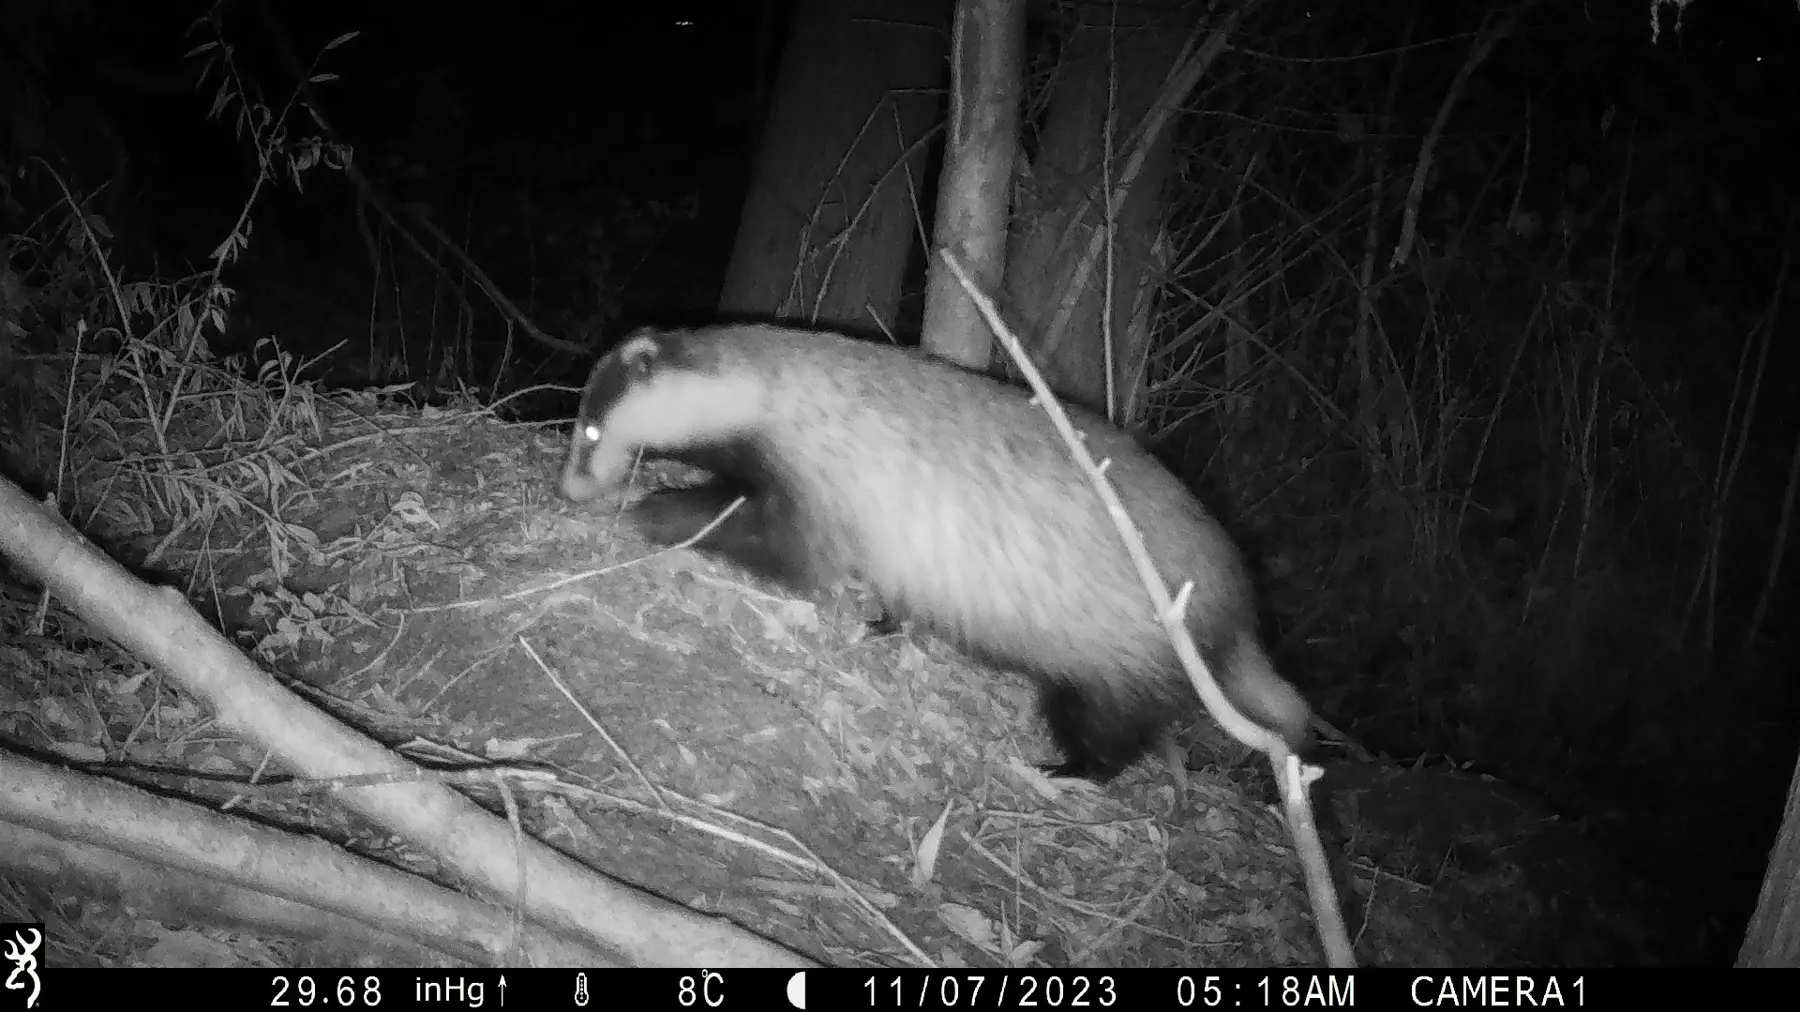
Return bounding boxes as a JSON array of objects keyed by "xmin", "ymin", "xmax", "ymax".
[{"xmin": 561, "ymin": 324, "xmax": 1309, "ymax": 781}]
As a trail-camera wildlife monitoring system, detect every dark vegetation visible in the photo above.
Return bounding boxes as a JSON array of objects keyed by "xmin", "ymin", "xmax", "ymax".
[{"xmin": 2, "ymin": 0, "xmax": 1795, "ymax": 964}]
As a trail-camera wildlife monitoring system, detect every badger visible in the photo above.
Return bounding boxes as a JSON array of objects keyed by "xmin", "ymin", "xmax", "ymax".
[{"xmin": 560, "ymin": 324, "xmax": 1309, "ymax": 782}]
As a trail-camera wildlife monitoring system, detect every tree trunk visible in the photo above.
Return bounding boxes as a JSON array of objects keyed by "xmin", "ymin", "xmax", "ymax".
[
  {"xmin": 918, "ymin": 0, "xmax": 1026, "ymax": 369},
  {"xmin": 1000, "ymin": 1, "xmax": 1203, "ymax": 420},
  {"xmin": 717, "ymin": 0, "xmax": 945, "ymax": 332},
  {"xmin": 1738, "ymin": 748, "xmax": 1800, "ymax": 966}
]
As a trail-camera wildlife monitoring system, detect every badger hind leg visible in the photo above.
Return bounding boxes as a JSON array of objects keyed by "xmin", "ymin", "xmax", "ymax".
[
  {"xmin": 630, "ymin": 483, "xmax": 817, "ymax": 591},
  {"xmin": 1036, "ymin": 676, "xmax": 1169, "ymax": 782}
]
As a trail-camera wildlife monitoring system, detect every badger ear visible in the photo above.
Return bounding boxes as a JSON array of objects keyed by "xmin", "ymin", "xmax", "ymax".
[{"xmin": 619, "ymin": 336, "xmax": 663, "ymax": 376}]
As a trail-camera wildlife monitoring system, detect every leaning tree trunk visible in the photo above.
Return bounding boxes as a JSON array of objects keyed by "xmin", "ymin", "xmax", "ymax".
[
  {"xmin": 1000, "ymin": 1, "xmax": 1206, "ymax": 420},
  {"xmin": 918, "ymin": 0, "xmax": 1027, "ymax": 369},
  {"xmin": 717, "ymin": 0, "xmax": 945, "ymax": 332},
  {"xmin": 1737, "ymin": 748, "xmax": 1800, "ymax": 966}
]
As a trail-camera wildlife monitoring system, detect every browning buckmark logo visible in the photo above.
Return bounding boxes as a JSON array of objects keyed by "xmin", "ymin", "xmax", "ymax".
[{"xmin": 2, "ymin": 925, "xmax": 42, "ymax": 1011}]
